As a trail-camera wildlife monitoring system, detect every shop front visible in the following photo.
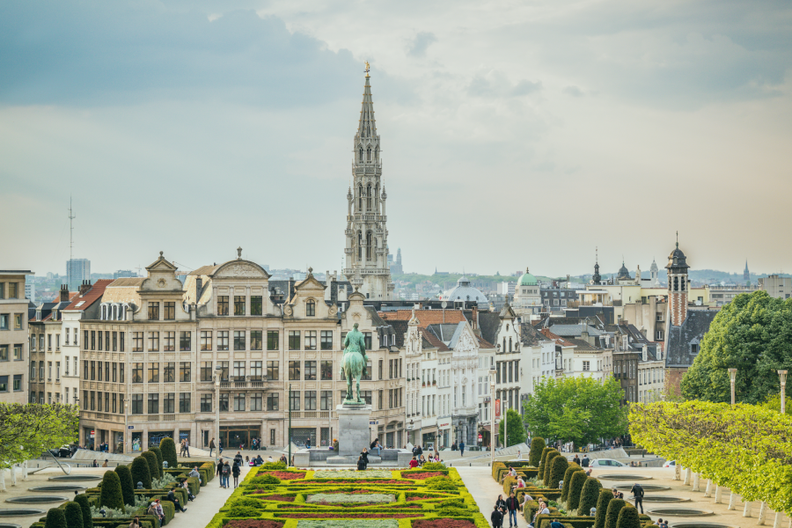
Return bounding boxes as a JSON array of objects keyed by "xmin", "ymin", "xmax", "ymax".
[
  {"xmin": 221, "ymin": 425, "xmax": 261, "ymax": 450},
  {"xmin": 437, "ymin": 418, "xmax": 451, "ymax": 450}
]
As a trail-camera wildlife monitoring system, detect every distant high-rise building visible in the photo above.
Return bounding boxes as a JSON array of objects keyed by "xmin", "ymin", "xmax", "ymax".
[
  {"xmin": 67, "ymin": 258, "xmax": 90, "ymax": 291},
  {"xmin": 113, "ymin": 270, "xmax": 137, "ymax": 279},
  {"xmin": 25, "ymin": 275, "xmax": 35, "ymax": 303}
]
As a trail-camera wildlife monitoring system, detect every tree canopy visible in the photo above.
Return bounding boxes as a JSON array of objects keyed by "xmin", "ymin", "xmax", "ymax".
[
  {"xmin": 498, "ymin": 408, "xmax": 526, "ymax": 447},
  {"xmin": 522, "ymin": 376, "xmax": 627, "ymax": 446},
  {"xmin": 0, "ymin": 403, "xmax": 78, "ymax": 469},
  {"xmin": 681, "ymin": 291, "xmax": 792, "ymax": 404}
]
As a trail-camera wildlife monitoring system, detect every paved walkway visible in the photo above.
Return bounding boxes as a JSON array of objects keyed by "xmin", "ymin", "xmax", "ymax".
[{"xmin": 457, "ymin": 466, "xmax": 526, "ymax": 528}]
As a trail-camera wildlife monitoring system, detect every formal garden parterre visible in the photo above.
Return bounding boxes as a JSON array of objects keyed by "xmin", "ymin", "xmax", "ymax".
[{"xmin": 204, "ymin": 461, "xmax": 489, "ymax": 528}]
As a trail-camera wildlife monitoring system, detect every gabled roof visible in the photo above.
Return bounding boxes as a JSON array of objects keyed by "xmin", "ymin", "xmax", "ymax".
[
  {"xmin": 420, "ymin": 329, "xmax": 450, "ymax": 352},
  {"xmin": 379, "ymin": 309, "xmax": 467, "ymax": 328},
  {"xmin": 478, "ymin": 311, "xmax": 501, "ymax": 346},
  {"xmin": 520, "ymin": 322, "xmax": 550, "ymax": 346},
  {"xmin": 566, "ymin": 338, "xmax": 604, "ymax": 351},
  {"xmin": 64, "ymin": 280, "xmax": 113, "ymax": 311},
  {"xmin": 389, "ymin": 320, "xmax": 410, "ymax": 348},
  {"xmin": 548, "ymin": 324, "xmax": 603, "ymax": 337},
  {"xmin": 539, "ymin": 328, "xmax": 575, "ymax": 347},
  {"xmin": 665, "ymin": 309, "xmax": 718, "ymax": 368}
]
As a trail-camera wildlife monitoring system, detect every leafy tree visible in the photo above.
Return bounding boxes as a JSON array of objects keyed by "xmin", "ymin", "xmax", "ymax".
[
  {"xmin": 593, "ymin": 489, "xmax": 614, "ymax": 528},
  {"xmin": 0, "ymin": 403, "xmax": 79, "ymax": 468},
  {"xmin": 114, "ymin": 465, "xmax": 135, "ymax": 506},
  {"xmin": 604, "ymin": 498, "xmax": 626, "ymax": 528},
  {"xmin": 130, "ymin": 456, "xmax": 152, "ymax": 489},
  {"xmin": 63, "ymin": 501, "xmax": 84, "ymax": 528},
  {"xmin": 73, "ymin": 494, "xmax": 93, "ymax": 528},
  {"xmin": 159, "ymin": 437, "xmax": 178, "ymax": 468},
  {"xmin": 99, "ymin": 470, "xmax": 124, "ymax": 510},
  {"xmin": 615, "ymin": 505, "xmax": 641, "ymax": 528},
  {"xmin": 561, "ymin": 466, "xmax": 583, "ymax": 503},
  {"xmin": 498, "ymin": 408, "xmax": 527, "ymax": 447},
  {"xmin": 681, "ymin": 291, "xmax": 792, "ymax": 404},
  {"xmin": 578, "ymin": 477, "xmax": 602, "ymax": 516},
  {"xmin": 142, "ymin": 451, "xmax": 160, "ymax": 480},
  {"xmin": 523, "ymin": 376, "xmax": 628, "ymax": 446},
  {"xmin": 548, "ymin": 454, "xmax": 568, "ymax": 489},
  {"xmin": 149, "ymin": 446, "xmax": 164, "ymax": 469},
  {"xmin": 567, "ymin": 470, "xmax": 587, "ymax": 511},
  {"xmin": 44, "ymin": 508, "xmax": 67, "ymax": 528},
  {"xmin": 528, "ymin": 437, "xmax": 545, "ymax": 466},
  {"xmin": 543, "ymin": 450, "xmax": 560, "ymax": 484},
  {"xmin": 762, "ymin": 393, "xmax": 791, "ymax": 415}
]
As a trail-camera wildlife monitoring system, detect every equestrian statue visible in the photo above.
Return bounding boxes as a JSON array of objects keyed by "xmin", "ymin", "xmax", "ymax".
[{"xmin": 342, "ymin": 323, "xmax": 368, "ymax": 404}]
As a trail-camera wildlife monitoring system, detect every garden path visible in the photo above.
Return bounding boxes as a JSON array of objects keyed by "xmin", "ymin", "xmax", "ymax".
[{"xmin": 457, "ymin": 466, "xmax": 526, "ymax": 528}]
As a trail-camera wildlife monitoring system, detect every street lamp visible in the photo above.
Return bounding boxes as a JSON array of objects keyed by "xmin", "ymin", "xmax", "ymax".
[
  {"xmin": 503, "ymin": 400, "xmax": 509, "ymax": 450},
  {"xmin": 489, "ymin": 367, "xmax": 496, "ymax": 467},
  {"xmin": 124, "ymin": 397, "xmax": 129, "ymax": 455},
  {"xmin": 728, "ymin": 368, "xmax": 737, "ymax": 405},
  {"xmin": 779, "ymin": 370, "xmax": 788, "ymax": 415},
  {"xmin": 215, "ymin": 366, "xmax": 223, "ymax": 456}
]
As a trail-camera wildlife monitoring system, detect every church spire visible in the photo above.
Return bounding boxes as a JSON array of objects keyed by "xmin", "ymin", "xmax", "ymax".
[{"xmin": 356, "ymin": 63, "xmax": 378, "ymax": 142}]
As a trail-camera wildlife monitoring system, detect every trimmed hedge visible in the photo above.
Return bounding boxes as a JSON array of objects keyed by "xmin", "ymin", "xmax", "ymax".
[
  {"xmin": 63, "ymin": 502, "xmax": 84, "ymax": 528},
  {"xmin": 74, "ymin": 494, "xmax": 93, "ymax": 528},
  {"xmin": 45, "ymin": 508, "xmax": 67, "ymax": 528},
  {"xmin": 567, "ymin": 470, "xmax": 587, "ymax": 512},
  {"xmin": 99, "ymin": 471, "xmax": 124, "ymax": 510},
  {"xmin": 604, "ymin": 498, "xmax": 626, "ymax": 528},
  {"xmin": 561, "ymin": 466, "xmax": 584, "ymax": 503},
  {"xmin": 159, "ymin": 437, "xmax": 178, "ymax": 469},
  {"xmin": 114, "ymin": 465, "xmax": 135, "ymax": 506},
  {"xmin": 131, "ymin": 456, "xmax": 152, "ymax": 489},
  {"xmin": 548, "ymin": 454, "xmax": 568, "ymax": 489},
  {"xmin": 529, "ymin": 437, "xmax": 546, "ymax": 466},
  {"xmin": 538, "ymin": 447, "xmax": 552, "ymax": 475},
  {"xmin": 149, "ymin": 447, "xmax": 164, "ymax": 471},
  {"xmin": 616, "ymin": 505, "xmax": 641, "ymax": 528},
  {"xmin": 142, "ymin": 451, "xmax": 160, "ymax": 480},
  {"xmin": 577, "ymin": 477, "xmax": 601, "ymax": 516},
  {"xmin": 593, "ymin": 489, "xmax": 613, "ymax": 528},
  {"xmin": 543, "ymin": 450, "xmax": 560, "ymax": 484}
]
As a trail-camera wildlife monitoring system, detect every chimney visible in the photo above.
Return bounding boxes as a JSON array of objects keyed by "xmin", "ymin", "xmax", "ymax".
[
  {"xmin": 79, "ymin": 280, "xmax": 92, "ymax": 296},
  {"xmin": 60, "ymin": 284, "xmax": 69, "ymax": 302},
  {"xmin": 196, "ymin": 277, "xmax": 203, "ymax": 301}
]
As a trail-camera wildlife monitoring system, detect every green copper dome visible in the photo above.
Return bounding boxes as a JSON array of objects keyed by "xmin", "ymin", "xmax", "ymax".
[{"xmin": 518, "ymin": 267, "xmax": 537, "ymax": 286}]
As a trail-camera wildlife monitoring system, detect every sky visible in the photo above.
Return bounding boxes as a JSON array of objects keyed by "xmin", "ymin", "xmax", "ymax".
[{"xmin": 1, "ymin": 0, "xmax": 791, "ymax": 278}]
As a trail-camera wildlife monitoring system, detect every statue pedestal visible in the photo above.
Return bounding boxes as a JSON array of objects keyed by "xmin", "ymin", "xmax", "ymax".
[{"xmin": 336, "ymin": 403, "xmax": 372, "ymax": 457}]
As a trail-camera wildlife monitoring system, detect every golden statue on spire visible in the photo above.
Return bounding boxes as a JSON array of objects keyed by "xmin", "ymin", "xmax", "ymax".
[{"xmin": 365, "ymin": 61, "xmax": 370, "ymax": 77}]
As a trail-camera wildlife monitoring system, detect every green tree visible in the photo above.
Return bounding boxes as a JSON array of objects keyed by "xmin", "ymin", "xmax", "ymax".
[
  {"xmin": 99, "ymin": 470, "xmax": 124, "ymax": 510},
  {"xmin": 73, "ymin": 494, "xmax": 93, "ymax": 528},
  {"xmin": 615, "ymin": 505, "xmax": 641, "ymax": 528},
  {"xmin": 561, "ymin": 466, "xmax": 583, "ymax": 503},
  {"xmin": 130, "ymin": 456, "xmax": 152, "ymax": 489},
  {"xmin": 142, "ymin": 451, "xmax": 160, "ymax": 480},
  {"xmin": 578, "ymin": 477, "xmax": 602, "ymax": 516},
  {"xmin": 605, "ymin": 498, "xmax": 626, "ymax": 528},
  {"xmin": 593, "ymin": 489, "xmax": 614, "ymax": 528},
  {"xmin": 0, "ymin": 403, "xmax": 79, "ymax": 469},
  {"xmin": 543, "ymin": 450, "xmax": 560, "ymax": 484},
  {"xmin": 114, "ymin": 465, "xmax": 135, "ymax": 506},
  {"xmin": 523, "ymin": 377, "xmax": 628, "ymax": 446},
  {"xmin": 63, "ymin": 501, "xmax": 84, "ymax": 528},
  {"xmin": 149, "ymin": 446, "xmax": 164, "ymax": 469},
  {"xmin": 681, "ymin": 291, "xmax": 792, "ymax": 404},
  {"xmin": 159, "ymin": 437, "xmax": 178, "ymax": 468},
  {"xmin": 762, "ymin": 393, "xmax": 792, "ymax": 415},
  {"xmin": 498, "ymin": 408, "xmax": 527, "ymax": 447},
  {"xmin": 567, "ymin": 470, "xmax": 587, "ymax": 511},
  {"xmin": 44, "ymin": 507, "xmax": 67, "ymax": 528},
  {"xmin": 548, "ymin": 454, "xmax": 568, "ymax": 489},
  {"xmin": 528, "ymin": 437, "xmax": 545, "ymax": 466}
]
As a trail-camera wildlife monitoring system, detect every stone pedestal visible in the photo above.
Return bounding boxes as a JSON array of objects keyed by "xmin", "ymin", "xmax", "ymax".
[{"xmin": 337, "ymin": 403, "xmax": 372, "ymax": 457}]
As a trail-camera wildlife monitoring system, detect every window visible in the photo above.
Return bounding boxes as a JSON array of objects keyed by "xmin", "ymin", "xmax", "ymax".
[
  {"xmin": 267, "ymin": 361, "xmax": 279, "ymax": 381},
  {"xmin": 89, "ymin": 361, "xmax": 94, "ymax": 380},
  {"xmin": 288, "ymin": 331, "xmax": 300, "ymax": 350},
  {"xmin": 320, "ymin": 390, "xmax": 333, "ymax": 410},
  {"xmin": 148, "ymin": 394, "xmax": 159, "ymax": 414},
  {"xmin": 250, "ymin": 330, "xmax": 262, "ymax": 350},
  {"xmin": 305, "ymin": 390, "xmax": 317, "ymax": 410},
  {"xmin": 13, "ymin": 374, "xmax": 22, "ymax": 391},
  {"xmin": 132, "ymin": 394, "xmax": 143, "ymax": 414},
  {"xmin": 148, "ymin": 332, "xmax": 159, "ymax": 351},
  {"xmin": 304, "ymin": 331, "xmax": 317, "ymax": 350},
  {"xmin": 305, "ymin": 360, "xmax": 317, "ymax": 380},
  {"xmin": 218, "ymin": 361, "xmax": 229, "ymax": 381},
  {"xmin": 306, "ymin": 299, "xmax": 316, "ymax": 317},
  {"xmin": 201, "ymin": 394, "xmax": 212, "ymax": 412},
  {"xmin": 233, "ymin": 393, "xmax": 245, "ymax": 411},
  {"xmin": 233, "ymin": 361, "xmax": 245, "ymax": 379},
  {"xmin": 112, "ymin": 331, "xmax": 117, "ymax": 351},
  {"xmin": 362, "ymin": 361, "xmax": 372, "ymax": 381},
  {"xmin": 95, "ymin": 332, "xmax": 100, "ymax": 351},
  {"xmin": 219, "ymin": 393, "xmax": 229, "ymax": 412},
  {"xmin": 289, "ymin": 361, "xmax": 300, "ymax": 380},
  {"xmin": 0, "ymin": 315, "xmax": 7, "ymax": 331},
  {"xmin": 583, "ymin": 361, "xmax": 590, "ymax": 371},
  {"xmin": 289, "ymin": 390, "xmax": 300, "ymax": 411},
  {"xmin": 217, "ymin": 331, "xmax": 229, "ymax": 351},
  {"xmin": 164, "ymin": 301, "xmax": 175, "ymax": 320},
  {"xmin": 112, "ymin": 363, "xmax": 117, "ymax": 382},
  {"xmin": 201, "ymin": 361, "xmax": 213, "ymax": 381},
  {"xmin": 148, "ymin": 362, "xmax": 159, "ymax": 383},
  {"xmin": 57, "ymin": 361, "xmax": 61, "ymax": 380},
  {"xmin": 364, "ymin": 332, "xmax": 372, "ymax": 350},
  {"xmin": 180, "ymin": 331, "xmax": 191, "ymax": 351},
  {"xmin": 119, "ymin": 332, "xmax": 124, "ymax": 352},
  {"xmin": 8, "ymin": 282, "xmax": 18, "ymax": 298},
  {"xmin": 379, "ymin": 360, "xmax": 383, "ymax": 380},
  {"xmin": 250, "ymin": 392, "xmax": 262, "ymax": 411},
  {"xmin": 250, "ymin": 361, "xmax": 262, "ymax": 381},
  {"xmin": 267, "ymin": 393, "xmax": 279, "ymax": 411},
  {"xmin": 88, "ymin": 332, "xmax": 92, "ymax": 350},
  {"xmin": 267, "ymin": 331, "xmax": 279, "ymax": 350},
  {"xmin": 691, "ymin": 343, "xmax": 699, "ymax": 354},
  {"xmin": 200, "ymin": 331, "xmax": 212, "ymax": 350},
  {"xmin": 320, "ymin": 360, "xmax": 333, "ymax": 380},
  {"xmin": 120, "ymin": 363, "xmax": 125, "ymax": 383},
  {"xmin": 320, "ymin": 331, "xmax": 333, "ymax": 350},
  {"xmin": 164, "ymin": 393, "xmax": 175, "ymax": 413},
  {"xmin": 234, "ymin": 331, "xmax": 245, "ymax": 351},
  {"xmin": 179, "ymin": 393, "xmax": 191, "ymax": 413},
  {"xmin": 251, "ymin": 296, "xmax": 263, "ymax": 316},
  {"xmin": 96, "ymin": 361, "xmax": 102, "ymax": 381},
  {"xmin": 177, "ymin": 362, "xmax": 190, "ymax": 382},
  {"xmin": 148, "ymin": 302, "xmax": 160, "ymax": 320},
  {"xmin": 0, "ymin": 345, "xmax": 6, "ymax": 361},
  {"xmin": 217, "ymin": 296, "xmax": 229, "ymax": 316},
  {"xmin": 164, "ymin": 331, "xmax": 175, "ymax": 351},
  {"xmin": 234, "ymin": 296, "xmax": 246, "ymax": 316}
]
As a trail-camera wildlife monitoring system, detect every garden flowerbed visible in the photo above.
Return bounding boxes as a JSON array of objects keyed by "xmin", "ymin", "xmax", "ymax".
[
  {"xmin": 404, "ymin": 472, "xmax": 445, "ymax": 480},
  {"xmin": 277, "ymin": 512, "xmax": 422, "ymax": 518},
  {"xmin": 260, "ymin": 494, "xmax": 295, "ymax": 502},
  {"xmin": 224, "ymin": 521, "xmax": 284, "ymax": 528},
  {"xmin": 307, "ymin": 493, "xmax": 395, "ymax": 504},
  {"xmin": 313, "ymin": 470, "xmax": 394, "ymax": 479},
  {"xmin": 413, "ymin": 520, "xmax": 477, "ymax": 528},
  {"xmin": 260, "ymin": 471, "xmax": 306, "ymax": 480}
]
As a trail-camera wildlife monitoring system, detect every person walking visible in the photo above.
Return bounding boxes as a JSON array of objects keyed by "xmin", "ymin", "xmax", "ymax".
[
  {"xmin": 232, "ymin": 460, "xmax": 241, "ymax": 488},
  {"xmin": 505, "ymin": 492, "xmax": 519, "ymax": 528},
  {"xmin": 459, "ymin": 440, "xmax": 465, "ymax": 457},
  {"xmin": 221, "ymin": 460, "xmax": 231, "ymax": 488},
  {"xmin": 491, "ymin": 505, "xmax": 504, "ymax": 528},
  {"xmin": 495, "ymin": 494, "xmax": 506, "ymax": 513},
  {"xmin": 581, "ymin": 454, "xmax": 589, "ymax": 467},
  {"xmin": 209, "ymin": 438, "xmax": 216, "ymax": 457},
  {"xmin": 184, "ymin": 439, "xmax": 190, "ymax": 458},
  {"xmin": 216, "ymin": 459, "xmax": 224, "ymax": 484},
  {"xmin": 630, "ymin": 482, "xmax": 644, "ymax": 513}
]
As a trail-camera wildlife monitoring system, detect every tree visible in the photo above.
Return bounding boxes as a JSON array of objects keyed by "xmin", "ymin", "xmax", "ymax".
[
  {"xmin": 159, "ymin": 437, "xmax": 178, "ymax": 468},
  {"xmin": 578, "ymin": 477, "xmax": 602, "ymax": 516},
  {"xmin": 605, "ymin": 498, "xmax": 626, "ymax": 528},
  {"xmin": 498, "ymin": 408, "xmax": 527, "ymax": 447},
  {"xmin": 615, "ymin": 505, "xmax": 641, "ymax": 528},
  {"xmin": 548, "ymin": 454, "xmax": 568, "ymax": 489},
  {"xmin": 681, "ymin": 291, "xmax": 792, "ymax": 404},
  {"xmin": 114, "ymin": 465, "xmax": 135, "ymax": 506},
  {"xmin": 537, "ymin": 447, "xmax": 552, "ymax": 475},
  {"xmin": 74, "ymin": 494, "xmax": 93, "ymax": 528},
  {"xmin": 593, "ymin": 489, "xmax": 614, "ymax": 528},
  {"xmin": 0, "ymin": 403, "xmax": 79, "ymax": 469},
  {"xmin": 523, "ymin": 376, "xmax": 628, "ymax": 446},
  {"xmin": 142, "ymin": 451, "xmax": 160, "ymax": 480},
  {"xmin": 528, "ymin": 437, "xmax": 545, "ymax": 466},
  {"xmin": 130, "ymin": 456, "xmax": 152, "ymax": 489},
  {"xmin": 44, "ymin": 508, "xmax": 67, "ymax": 528},
  {"xmin": 99, "ymin": 470, "xmax": 124, "ymax": 510},
  {"xmin": 63, "ymin": 501, "xmax": 84, "ymax": 528},
  {"xmin": 567, "ymin": 470, "xmax": 587, "ymax": 511}
]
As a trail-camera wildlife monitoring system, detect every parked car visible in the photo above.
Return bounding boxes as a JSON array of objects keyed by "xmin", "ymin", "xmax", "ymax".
[
  {"xmin": 589, "ymin": 458, "xmax": 626, "ymax": 467},
  {"xmin": 58, "ymin": 445, "xmax": 73, "ymax": 458},
  {"xmin": 663, "ymin": 460, "xmax": 676, "ymax": 468}
]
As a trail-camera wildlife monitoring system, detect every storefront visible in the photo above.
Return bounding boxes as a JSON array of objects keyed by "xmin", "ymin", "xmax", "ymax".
[
  {"xmin": 437, "ymin": 418, "xmax": 451, "ymax": 449},
  {"xmin": 221, "ymin": 425, "xmax": 261, "ymax": 450},
  {"xmin": 290, "ymin": 427, "xmax": 316, "ymax": 448}
]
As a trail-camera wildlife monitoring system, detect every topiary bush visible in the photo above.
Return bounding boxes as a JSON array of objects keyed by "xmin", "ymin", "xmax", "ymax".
[
  {"xmin": 73, "ymin": 494, "xmax": 93, "ymax": 528},
  {"xmin": 548, "ymin": 453, "xmax": 568, "ymax": 489},
  {"xmin": 561, "ymin": 466, "xmax": 583, "ymax": 503},
  {"xmin": 578, "ymin": 477, "xmax": 602, "ymax": 516},
  {"xmin": 149, "ymin": 446, "xmax": 164, "ymax": 470},
  {"xmin": 260, "ymin": 461, "xmax": 287, "ymax": 470},
  {"xmin": 543, "ymin": 450, "xmax": 560, "ymax": 484},
  {"xmin": 141, "ymin": 451, "xmax": 160, "ymax": 480},
  {"xmin": 249, "ymin": 474, "xmax": 282, "ymax": 487},
  {"xmin": 528, "ymin": 437, "xmax": 546, "ymax": 466},
  {"xmin": 537, "ymin": 446, "xmax": 552, "ymax": 475},
  {"xmin": 130, "ymin": 456, "xmax": 152, "ymax": 489},
  {"xmin": 425, "ymin": 476, "xmax": 457, "ymax": 491},
  {"xmin": 99, "ymin": 470, "xmax": 124, "ymax": 510},
  {"xmin": 44, "ymin": 508, "xmax": 67, "ymax": 528},
  {"xmin": 567, "ymin": 469, "xmax": 588, "ymax": 511},
  {"xmin": 605, "ymin": 498, "xmax": 626, "ymax": 528},
  {"xmin": 159, "ymin": 437, "xmax": 178, "ymax": 469},
  {"xmin": 421, "ymin": 461, "xmax": 447, "ymax": 470},
  {"xmin": 63, "ymin": 502, "xmax": 84, "ymax": 528},
  {"xmin": 616, "ymin": 504, "xmax": 641, "ymax": 528},
  {"xmin": 594, "ymin": 489, "xmax": 614, "ymax": 528},
  {"xmin": 114, "ymin": 465, "xmax": 135, "ymax": 506}
]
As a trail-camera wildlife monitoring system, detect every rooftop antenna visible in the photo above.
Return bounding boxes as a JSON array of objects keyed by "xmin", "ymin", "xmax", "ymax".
[{"xmin": 68, "ymin": 196, "xmax": 76, "ymax": 289}]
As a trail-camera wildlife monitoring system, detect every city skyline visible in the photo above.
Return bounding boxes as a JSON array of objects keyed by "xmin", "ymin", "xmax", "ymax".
[{"xmin": 1, "ymin": 1, "xmax": 791, "ymax": 276}]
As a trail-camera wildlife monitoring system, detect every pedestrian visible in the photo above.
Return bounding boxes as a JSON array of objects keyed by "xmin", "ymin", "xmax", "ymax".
[
  {"xmin": 166, "ymin": 488, "xmax": 187, "ymax": 513},
  {"xmin": 221, "ymin": 460, "xmax": 231, "ymax": 488},
  {"xmin": 491, "ymin": 505, "xmax": 504, "ymax": 528},
  {"xmin": 495, "ymin": 494, "xmax": 506, "ymax": 513},
  {"xmin": 305, "ymin": 437, "xmax": 311, "ymax": 450},
  {"xmin": 516, "ymin": 449, "xmax": 522, "ymax": 460},
  {"xmin": 128, "ymin": 516, "xmax": 142, "ymax": 528},
  {"xmin": 209, "ymin": 438, "xmax": 216, "ymax": 457},
  {"xmin": 657, "ymin": 519, "xmax": 668, "ymax": 528},
  {"xmin": 102, "ymin": 459, "xmax": 108, "ymax": 467},
  {"xmin": 232, "ymin": 460, "xmax": 241, "ymax": 488},
  {"xmin": 505, "ymin": 492, "xmax": 519, "ymax": 528},
  {"xmin": 184, "ymin": 439, "xmax": 190, "ymax": 458},
  {"xmin": 459, "ymin": 440, "xmax": 465, "ymax": 457},
  {"xmin": 370, "ymin": 438, "xmax": 382, "ymax": 456},
  {"xmin": 360, "ymin": 448, "xmax": 370, "ymax": 468},
  {"xmin": 219, "ymin": 439, "xmax": 223, "ymax": 455},
  {"xmin": 630, "ymin": 482, "xmax": 644, "ymax": 513},
  {"xmin": 573, "ymin": 455, "xmax": 580, "ymax": 466},
  {"xmin": 216, "ymin": 459, "xmax": 224, "ymax": 483},
  {"xmin": 581, "ymin": 454, "xmax": 589, "ymax": 467}
]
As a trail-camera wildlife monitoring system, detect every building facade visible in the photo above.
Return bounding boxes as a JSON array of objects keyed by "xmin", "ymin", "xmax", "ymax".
[{"xmin": 1, "ymin": 271, "xmax": 33, "ymax": 403}]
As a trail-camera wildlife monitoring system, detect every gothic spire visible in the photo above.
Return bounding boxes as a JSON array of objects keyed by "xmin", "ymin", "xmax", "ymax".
[{"xmin": 356, "ymin": 66, "xmax": 378, "ymax": 141}]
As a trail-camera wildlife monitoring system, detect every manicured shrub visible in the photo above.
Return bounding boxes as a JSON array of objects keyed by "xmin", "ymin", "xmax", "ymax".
[
  {"xmin": 425, "ymin": 476, "xmax": 457, "ymax": 491},
  {"xmin": 149, "ymin": 446, "xmax": 164, "ymax": 470},
  {"xmin": 99, "ymin": 470, "xmax": 124, "ymax": 510},
  {"xmin": 260, "ymin": 461, "xmax": 287, "ymax": 470},
  {"xmin": 561, "ymin": 466, "xmax": 584, "ymax": 503},
  {"xmin": 230, "ymin": 496, "xmax": 267, "ymax": 510},
  {"xmin": 548, "ymin": 454, "xmax": 568, "ymax": 489},
  {"xmin": 142, "ymin": 451, "xmax": 160, "ymax": 480},
  {"xmin": 578, "ymin": 477, "xmax": 602, "ymax": 516},
  {"xmin": 63, "ymin": 502, "xmax": 84, "ymax": 528},
  {"xmin": 114, "ymin": 465, "xmax": 135, "ymax": 506},
  {"xmin": 616, "ymin": 504, "xmax": 641, "ymax": 528},
  {"xmin": 73, "ymin": 494, "xmax": 93, "ymax": 528},
  {"xmin": 537, "ymin": 447, "xmax": 552, "ymax": 475},
  {"xmin": 44, "ymin": 508, "xmax": 67, "ymax": 528},
  {"xmin": 567, "ymin": 470, "xmax": 588, "ymax": 511},
  {"xmin": 421, "ymin": 461, "xmax": 447, "ymax": 470},
  {"xmin": 159, "ymin": 437, "xmax": 178, "ymax": 468},
  {"xmin": 528, "ymin": 437, "xmax": 546, "ymax": 466},
  {"xmin": 130, "ymin": 456, "xmax": 152, "ymax": 489},
  {"xmin": 605, "ymin": 498, "xmax": 627, "ymax": 528},
  {"xmin": 543, "ymin": 450, "xmax": 559, "ymax": 483},
  {"xmin": 593, "ymin": 489, "xmax": 614, "ymax": 528},
  {"xmin": 249, "ymin": 474, "xmax": 282, "ymax": 486},
  {"xmin": 227, "ymin": 505, "xmax": 262, "ymax": 517},
  {"xmin": 224, "ymin": 521, "xmax": 284, "ymax": 528}
]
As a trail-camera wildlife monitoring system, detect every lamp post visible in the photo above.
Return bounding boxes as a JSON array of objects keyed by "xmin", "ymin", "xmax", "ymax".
[
  {"xmin": 779, "ymin": 370, "xmax": 788, "ymax": 414},
  {"xmin": 503, "ymin": 400, "xmax": 508, "ymax": 450},
  {"xmin": 124, "ymin": 397, "xmax": 129, "ymax": 454},
  {"xmin": 728, "ymin": 368, "xmax": 737, "ymax": 405},
  {"xmin": 489, "ymin": 367, "xmax": 496, "ymax": 467},
  {"xmin": 215, "ymin": 366, "xmax": 223, "ymax": 456}
]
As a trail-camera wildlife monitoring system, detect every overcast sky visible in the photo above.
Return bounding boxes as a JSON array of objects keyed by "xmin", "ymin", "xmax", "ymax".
[{"xmin": 2, "ymin": 0, "xmax": 791, "ymax": 278}]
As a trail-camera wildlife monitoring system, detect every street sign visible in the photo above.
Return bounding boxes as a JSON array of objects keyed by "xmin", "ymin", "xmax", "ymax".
[
  {"xmin": 478, "ymin": 434, "xmax": 482, "ymax": 442},
  {"xmin": 495, "ymin": 399, "xmax": 501, "ymax": 418},
  {"xmin": 128, "ymin": 426, "xmax": 134, "ymax": 430},
  {"xmin": 369, "ymin": 420, "xmax": 379, "ymax": 426}
]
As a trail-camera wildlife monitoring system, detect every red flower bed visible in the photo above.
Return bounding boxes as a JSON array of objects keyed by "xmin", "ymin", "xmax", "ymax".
[
  {"xmin": 224, "ymin": 520, "xmax": 285, "ymax": 528},
  {"xmin": 260, "ymin": 471, "xmax": 306, "ymax": 480},
  {"xmin": 413, "ymin": 520, "xmax": 476, "ymax": 528},
  {"xmin": 279, "ymin": 513, "xmax": 421, "ymax": 518},
  {"xmin": 404, "ymin": 472, "xmax": 445, "ymax": 479},
  {"xmin": 407, "ymin": 496, "xmax": 434, "ymax": 501},
  {"xmin": 261, "ymin": 494, "xmax": 295, "ymax": 502},
  {"xmin": 320, "ymin": 489, "xmax": 382, "ymax": 495},
  {"xmin": 302, "ymin": 480, "xmax": 407, "ymax": 485}
]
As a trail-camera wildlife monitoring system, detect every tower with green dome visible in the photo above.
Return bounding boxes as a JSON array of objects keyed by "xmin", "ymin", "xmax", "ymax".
[{"xmin": 513, "ymin": 267, "xmax": 541, "ymax": 315}]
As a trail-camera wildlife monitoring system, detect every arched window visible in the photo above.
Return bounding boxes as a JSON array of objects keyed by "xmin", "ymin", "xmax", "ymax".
[
  {"xmin": 358, "ymin": 231, "xmax": 363, "ymax": 261},
  {"xmin": 359, "ymin": 145, "xmax": 364, "ymax": 161},
  {"xmin": 367, "ymin": 184, "xmax": 372, "ymax": 211},
  {"xmin": 306, "ymin": 299, "xmax": 316, "ymax": 317},
  {"xmin": 366, "ymin": 231, "xmax": 372, "ymax": 261},
  {"xmin": 101, "ymin": 304, "xmax": 107, "ymax": 320},
  {"xmin": 509, "ymin": 337, "xmax": 512, "ymax": 353},
  {"xmin": 375, "ymin": 146, "xmax": 379, "ymax": 160},
  {"xmin": 358, "ymin": 185, "xmax": 363, "ymax": 211},
  {"xmin": 367, "ymin": 147, "xmax": 372, "ymax": 161}
]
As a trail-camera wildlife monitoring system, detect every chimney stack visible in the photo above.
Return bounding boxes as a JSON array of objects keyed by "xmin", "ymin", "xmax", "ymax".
[
  {"xmin": 79, "ymin": 280, "xmax": 92, "ymax": 296},
  {"xmin": 196, "ymin": 277, "xmax": 203, "ymax": 301},
  {"xmin": 60, "ymin": 284, "xmax": 69, "ymax": 302}
]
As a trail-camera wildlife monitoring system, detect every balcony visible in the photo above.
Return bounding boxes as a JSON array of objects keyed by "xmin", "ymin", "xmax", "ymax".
[{"xmin": 217, "ymin": 378, "xmax": 283, "ymax": 391}]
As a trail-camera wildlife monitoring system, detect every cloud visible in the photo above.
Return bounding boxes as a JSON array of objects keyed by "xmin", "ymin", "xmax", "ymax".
[
  {"xmin": 467, "ymin": 70, "xmax": 542, "ymax": 98},
  {"xmin": 563, "ymin": 85, "xmax": 584, "ymax": 97},
  {"xmin": 407, "ymin": 31, "xmax": 437, "ymax": 57}
]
